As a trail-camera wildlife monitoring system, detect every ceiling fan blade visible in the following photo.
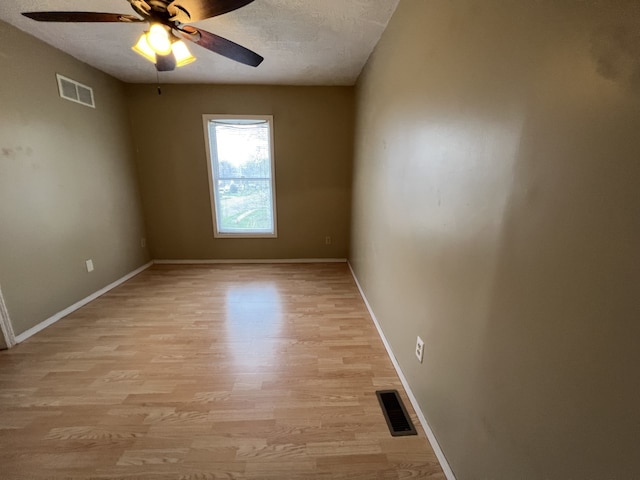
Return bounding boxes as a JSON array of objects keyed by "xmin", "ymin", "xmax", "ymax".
[
  {"xmin": 168, "ymin": 0, "xmax": 255, "ymax": 22},
  {"xmin": 180, "ymin": 25, "xmax": 263, "ymax": 67},
  {"xmin": 22, "ymin": 12, "xmax": 143, "ymax": 23}
]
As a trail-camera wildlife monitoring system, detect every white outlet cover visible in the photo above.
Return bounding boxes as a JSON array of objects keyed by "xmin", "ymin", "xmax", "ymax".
[
  {"xmin": 85, "ymin": 259, "xmax": 94, "ymax": 272},
  {"xmin": 416, "ymin": 336, "xmax": 424, "ymax": 363}
]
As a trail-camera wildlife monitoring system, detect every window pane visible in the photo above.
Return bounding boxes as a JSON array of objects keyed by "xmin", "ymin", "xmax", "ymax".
[
  {"xmin": 214, "ymin": 123, "xmax": 271, "ymax": 180},
  {"xmin": 217, "ymin": 179, "xmax": 273, "ymax": 232}
]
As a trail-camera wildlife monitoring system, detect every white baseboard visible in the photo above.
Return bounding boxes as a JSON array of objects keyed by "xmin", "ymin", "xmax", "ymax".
[
  {"xmin": 14, "ymin": 261, "xmax": 153, "ymax": 344},
  {"xmin": 347, "ymin": 262, "xmax": 456, "ymax": 480},
  {"xmin": 154, "ymin": 258, "xmax": 348, "ymax": 265}
]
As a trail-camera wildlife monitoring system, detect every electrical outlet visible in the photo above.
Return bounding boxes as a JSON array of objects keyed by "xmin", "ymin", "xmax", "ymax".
[
  {"xmin": 415, "ymin": 336, "xmax": 424, "ymax": 363},
  {"xmin": 85, "ymin": 259, "xmax": 94, "ymax": 273},
  {"xmin": 325, "ymin": 236, "xmax": 332, "ymax": 245},
  {"xmin": 141, "ymin": 238, "xmax": 146, "ymax": 248}
]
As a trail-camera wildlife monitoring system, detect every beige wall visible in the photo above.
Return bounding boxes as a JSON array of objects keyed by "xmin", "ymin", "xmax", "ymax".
[
  {"xmin": 351, "ymin": 1, "xmax": 640, "ymax": 479},
  {"xmin": 0, "ymin": 20, "xmax": 149, "ymax": 336},
  {"xmin": 125, "ymin": 84, "xmax": 353, "ymax": 260}
]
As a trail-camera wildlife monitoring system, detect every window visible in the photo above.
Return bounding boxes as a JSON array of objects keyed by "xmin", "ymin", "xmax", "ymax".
[{"xmin": 203, "ymin": 115, "xmax": 277, "ymax": 237}]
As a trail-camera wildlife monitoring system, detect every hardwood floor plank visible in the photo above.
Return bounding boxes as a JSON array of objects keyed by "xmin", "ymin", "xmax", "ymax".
[{"xmin": 0, "ymin": 264, "xmax": 445, "ymax": 479}]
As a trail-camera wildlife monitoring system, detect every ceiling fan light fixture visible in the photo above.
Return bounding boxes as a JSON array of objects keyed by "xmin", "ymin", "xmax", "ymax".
[
  {"xmin": 132, "ymin": 33, "xmax": 156, "ymax": 63},
  {"xmin": 23, "ymin": 1, "xmax": 264, "ymax": 70},
  {"xmin": 172, "ymin": 40, "xmax": 196, "ymax": 67},
  {"xmin": 147, "ymin": 23, "xmax": 172, "ymax": 56}
]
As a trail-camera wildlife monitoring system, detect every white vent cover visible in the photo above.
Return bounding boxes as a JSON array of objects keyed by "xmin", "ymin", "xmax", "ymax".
[{"xmin": 56, "ymin": 74, "xmax": 95, "ymax": 108}]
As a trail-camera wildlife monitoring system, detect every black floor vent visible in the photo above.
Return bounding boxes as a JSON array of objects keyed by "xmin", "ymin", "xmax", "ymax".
[{"xmin": 376, "ymin": 389, "xmax": 417, "ymax": 436}]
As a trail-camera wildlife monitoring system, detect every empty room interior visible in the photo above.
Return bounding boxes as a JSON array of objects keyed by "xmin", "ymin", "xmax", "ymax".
[{"xmin": 1, "ymin": 1, "xmax": 639, "ymax": 479}]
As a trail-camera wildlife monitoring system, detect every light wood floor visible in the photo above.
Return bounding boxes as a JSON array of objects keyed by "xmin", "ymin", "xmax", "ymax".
[{"xmin": 0, "ymin": 264, "xmax": 445, "ymax": 479}]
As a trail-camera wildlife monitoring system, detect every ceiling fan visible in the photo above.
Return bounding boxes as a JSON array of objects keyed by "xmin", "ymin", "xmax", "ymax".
[{"xmin": 21, "ymin": 0, "xmax": 264, "ymax": 72}]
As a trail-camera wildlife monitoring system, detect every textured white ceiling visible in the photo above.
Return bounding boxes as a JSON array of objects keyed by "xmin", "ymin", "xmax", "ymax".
[{"xmin": 0, "ymin": 0, "xmax": 399, "ymax": 85}]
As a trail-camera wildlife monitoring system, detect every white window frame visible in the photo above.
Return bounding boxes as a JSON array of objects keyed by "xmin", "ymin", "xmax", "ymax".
[{"xmin": 203, "ymin": 114, "xmax": 278, "ymax": 238}]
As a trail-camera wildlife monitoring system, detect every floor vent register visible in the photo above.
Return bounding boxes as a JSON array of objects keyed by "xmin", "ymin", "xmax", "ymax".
[{"xmin": 376, "ymin": 389, "xmax": 418, "ymax": 436}]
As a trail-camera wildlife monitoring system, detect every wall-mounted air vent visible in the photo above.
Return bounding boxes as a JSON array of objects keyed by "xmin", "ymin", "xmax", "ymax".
[
  {"xmin": 376, "ymin": 390, "xmax": 418, "ymax": 436},
  {"xmin": 56, "ymin": 74, "xmax": 95, "ymax": 108}
]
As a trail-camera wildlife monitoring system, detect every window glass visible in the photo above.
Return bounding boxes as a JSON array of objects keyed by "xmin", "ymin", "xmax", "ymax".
[{"xmin": 204, "ymin": 116, "xmax": 277, "ymax": 237}]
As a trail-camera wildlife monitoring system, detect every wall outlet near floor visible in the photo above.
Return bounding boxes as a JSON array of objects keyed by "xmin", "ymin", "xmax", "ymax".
[
  {"xmin": 85, "ymin": 259, "xmax": 94, "ymax": 273},
  {"xmin": 415, "ymin": 336, "xmax": 424, "ymax": 363},
  {"xmin": 325, "ymin": 236, "xmax": 332, "ymax": 245},
  {"xmin": 141, "ymin": 237, "xmax": 146, "ymax": 248}
]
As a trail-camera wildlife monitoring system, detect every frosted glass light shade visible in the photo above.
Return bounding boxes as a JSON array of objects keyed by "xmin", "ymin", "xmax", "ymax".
[
  {"xmin": 172, "ymin": 40, "xmax": 196, "ymax": 67},
  {"xmin": 132, "ymin": 29, "xmax": 197, "ymax": 68},
  {"xmin": 147, "ymin": 24, "xmax": 172, "ymax": 55},
  {"xmin": 132, "ymin": 33, "xmax": 156, "ymax": 63}
]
